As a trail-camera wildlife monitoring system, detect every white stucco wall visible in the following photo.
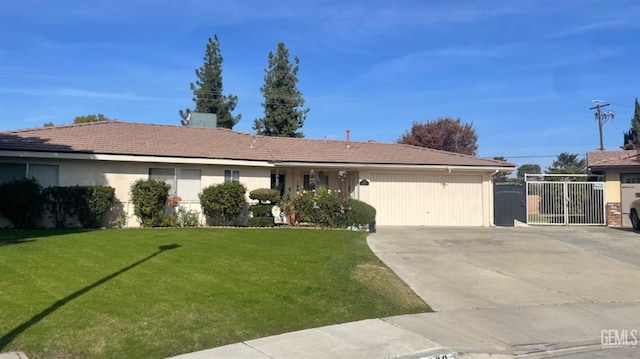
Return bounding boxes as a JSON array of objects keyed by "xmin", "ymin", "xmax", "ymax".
[
  {"xmin": 0, "ymin": 156, "xmax": 270, "ymax": 228},
  {"xmin": 605, "ymin": 170, "xmax": 621, "ymax": 203}
]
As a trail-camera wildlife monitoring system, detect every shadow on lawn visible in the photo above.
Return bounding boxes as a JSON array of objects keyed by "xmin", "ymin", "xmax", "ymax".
[
  {"xmin": 0, "ymin": 244, "xmax": 181, "ymax": 350},
  {"xmin": 0, "ymin": 239, "xmax": 37, "ymax": 247},
  {"xmin": 0, "ymin": 229, "xmax": 97, "ymax": 247}
]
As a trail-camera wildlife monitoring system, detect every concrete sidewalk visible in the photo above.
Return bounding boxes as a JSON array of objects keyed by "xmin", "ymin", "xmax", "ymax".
[
  {"xmin": 168, "ymin": 302, "xmax": 640, "ymax": 358},
  {"xmin": 0, "ymin": 353, "xmax": 28, "ymax": 359},
  {"xmin": 169, "ymin": 227, "xmax": 640, "ymax": 358}
]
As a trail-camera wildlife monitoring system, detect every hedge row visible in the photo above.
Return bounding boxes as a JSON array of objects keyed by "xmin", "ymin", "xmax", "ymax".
[{"xmin": 0, "ymin": 178, "xmax": 115, "ymax": 229}]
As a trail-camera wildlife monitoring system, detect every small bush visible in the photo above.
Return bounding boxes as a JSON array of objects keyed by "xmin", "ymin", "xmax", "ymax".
[
  {"xmin": 249, "ymin": 188, "xmax": 280, "ymax": 203},
  {"xmin": 79, "ymin": 186, "xmax": 115, "ymax": 228},
  {"xmin": 346, "ymin": 199, "xmax": 376, "ymax": 226},
  {"xmin": 130, "ymin": 179, "xmax": 172, "ymax": 227},
  {"xmin": 0, "ymin": 178, "xmax": 45, "ymax": 229},
  {"xmin": 114, "ymin": 210, "xmax": 128, "ymax": 228},
  {"xmin": 43, "ymin": 186, "xmax": 79, "ymax": 228},
  {"xmin": 160, "ymin": 212, "xmax": 180, "ymax": 227},
  {"xmin": 250, "ymin": 204, "xmax": 273, "ymax": 218},
  {"xmin": 178, "ymin": 208, "xmax": 200, "ymax": 227},
  {"xmin": 42, "ymin": 186, "xmax": 115, "ymax": 228},
  {"xmin": 199, "ymin": 182, "xmax": 247, "ymax": 225},
  {"xmin": 247, "ymin": 217, "xmax": 274, "ymax": 227},
  {"xmin": 293, "ymin": 188, "xmax": 345, "ymax": 228}
]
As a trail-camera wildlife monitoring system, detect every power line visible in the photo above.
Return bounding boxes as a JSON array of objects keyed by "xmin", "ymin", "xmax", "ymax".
[{"xmin": 589, "ymin": 100, "xmax": 614, "ymax": 151}]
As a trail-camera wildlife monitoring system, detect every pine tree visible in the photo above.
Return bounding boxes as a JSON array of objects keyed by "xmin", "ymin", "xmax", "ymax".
[
  {"xmin": 546, "ymin": 152, "xmax": 586, "ymax": 174},
  {"xmin": 180, "ymin": 35, "xmax": 240, "ymax": 129},
  {"xmin": 253, "ymin": 42, "xmax": 309, "ymax": 138},
  {"xmin": 622, "ymin": 98, "xmax": 640, "ymax": 149}
]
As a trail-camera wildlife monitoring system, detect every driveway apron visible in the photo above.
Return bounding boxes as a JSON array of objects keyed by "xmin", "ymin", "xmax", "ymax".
[{"xmin": 369, "ymin": 226, "xmax": 640, "ymax": 356}]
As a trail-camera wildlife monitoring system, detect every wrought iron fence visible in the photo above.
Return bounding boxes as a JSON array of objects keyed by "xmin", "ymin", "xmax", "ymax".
[{"xmin": 525, "ymin": 174, "xmax": 605, "ymax": 226}]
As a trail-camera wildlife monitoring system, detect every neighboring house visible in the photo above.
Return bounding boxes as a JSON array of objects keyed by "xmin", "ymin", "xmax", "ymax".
[
  {"xmin": 587, "ymin": 150, "xmax": 640, "ymax": 227},
  {"xmin": 0, "ymin": 121, "xmax": 515, "ymax": 227}
]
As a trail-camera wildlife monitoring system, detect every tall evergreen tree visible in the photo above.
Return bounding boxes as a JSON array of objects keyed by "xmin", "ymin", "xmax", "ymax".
[
  {"xmin": 180, "ymin": 35, "xmax": 240, "ymax": 129},
  {"xmin": 546, "ymin": 152, "xmax": 586, "ymax": 174},
  {"xmin": 492, "ymin": 156, "xmax": 512, "ymax": 182},
  {"xmin": 253, "ymin": 42, "xmax": 309, "ymax": 137},
  {"xmin": 517, "ymin": 164, "xmax": 542, "ymax": 182},
  {"xmin": 622, "ymin": 98, "xmax": 640, "ymax": 149}
]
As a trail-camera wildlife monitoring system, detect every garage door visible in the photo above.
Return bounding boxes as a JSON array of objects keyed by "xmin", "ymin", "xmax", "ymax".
[
  {"xmin": 621, "ymin": 174, "xmax": 640, "ymax": 227},
  {"xmin": 369, "ymin": 173, "xmax": 484, "ymax": 226}
]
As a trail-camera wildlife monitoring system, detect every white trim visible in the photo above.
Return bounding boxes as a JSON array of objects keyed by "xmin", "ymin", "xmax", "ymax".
[
  {"xmin": 0, "ymin": 151, "xmax": 514, "ymax": 172},
  {"xmin": 274, "ymin": 162, "xmax": 514, "ymax": 172},
  {"xmin": 0, "ymin": 150, "xmax": 273, "ymax": 167}
]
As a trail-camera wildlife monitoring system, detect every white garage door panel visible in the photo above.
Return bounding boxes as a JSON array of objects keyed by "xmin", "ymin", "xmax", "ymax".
[{"xmin": 369, "ymin": 173, "xmax": 483, "ymax": 226}]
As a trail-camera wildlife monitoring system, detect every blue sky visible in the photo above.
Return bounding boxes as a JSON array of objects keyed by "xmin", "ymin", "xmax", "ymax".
[{"xmin": 1, "ymin": 0, "xmax": 638, "ymax": 169}]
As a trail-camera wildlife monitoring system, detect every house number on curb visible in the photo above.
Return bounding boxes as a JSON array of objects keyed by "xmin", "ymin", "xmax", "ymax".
[{"xmin": 421, "ymin": 353, "xmax": 456, "ymax": 359}]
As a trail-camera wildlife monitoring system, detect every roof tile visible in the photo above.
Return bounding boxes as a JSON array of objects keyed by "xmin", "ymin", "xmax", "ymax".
[
  {"xmin": 0, "ymin": 121, "xmax": 514, "ymax": 168},
  {"xmin": 587, "ymin": 150, "xmax": 640, "ymax": 168}
]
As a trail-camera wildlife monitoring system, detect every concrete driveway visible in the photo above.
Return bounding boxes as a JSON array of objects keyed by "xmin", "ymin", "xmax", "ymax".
[
  {"xmin": 169, "ymin": 226, "xmax": 639, "ymax": 359},
  {"xmin": 369, "ymin": 226, "xmax": 640, "ymax": 357}
]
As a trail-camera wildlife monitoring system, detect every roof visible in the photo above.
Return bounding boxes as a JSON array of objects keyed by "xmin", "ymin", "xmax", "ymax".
[
  {"xmin": 0, "ymin": 121, "xmax": 514, "ymax": 168},
  {"xmin": 587, "ymin": 150, "xmax": 640, "ymax": 169}
]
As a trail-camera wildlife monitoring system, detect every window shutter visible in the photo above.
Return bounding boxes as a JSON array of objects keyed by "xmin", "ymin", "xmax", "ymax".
[
  {"xmin": 177, "ymin": 169, "xmax": 201, "ymax": 201},
  {"xmin": 29, "ymin": 164, "xmax": 59, "ymax": 188}
]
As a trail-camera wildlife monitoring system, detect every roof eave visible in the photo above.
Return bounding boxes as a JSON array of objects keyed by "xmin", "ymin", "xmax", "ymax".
[
  {"xmin": 273, "ymin": 161, "xmax": 515, "ymax": 172},
  {"xmin": 0, "ymin": 150, "xmax": 274, "ymax": 167}
]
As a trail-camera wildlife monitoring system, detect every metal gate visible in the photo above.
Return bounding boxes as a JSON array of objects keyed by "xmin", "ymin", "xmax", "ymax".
[
  {"xmin": 526, "ymin": 174, "xmax": 605, "ymax": 225},
  {"xmin": 494, "ymin": 183, "xmax": 526, "ymax": 226}
]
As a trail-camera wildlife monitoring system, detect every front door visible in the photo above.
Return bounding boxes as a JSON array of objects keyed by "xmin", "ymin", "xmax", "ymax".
[{"xmin": 271, "ymin": 173, "xmax": 286, "ymax": 196}]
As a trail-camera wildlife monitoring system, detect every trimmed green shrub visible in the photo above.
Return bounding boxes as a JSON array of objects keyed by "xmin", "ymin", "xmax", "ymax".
[
  {"xmin": 247, "ymin": 217, "xmax": 274, "ymax": 227},
  {"xmin": 249, "ymin": 188, "xmax": 280, "ymax": 203},
  {"xmin": 250, "ymin": 204, "xmax": 273, "ymax": 218},
  {"xmin": 199, "ymin": 182, "xmax": 247, "ymax": 225},
  {"xmin": 43, "ymin": 186, "xmax": 115, "ymax": 228},
  {"xmin": 79, "ymin": 186, "xmax": 115, "ymax": 228},
  {"xmin": 0, "ymin": 178, "xmax": 45, "ymax": 229},
  {"xmin": 130, "ymin": 179, "xmax": 172, "ymax": 227},
  {"xmin": 43, "ymin": 186, "xmax": 79, "ymax": 228},
  {"xmin": 293, "ymin": 188, "xmax": 346, "ymax": 228},
  {"xmin": 346, "ymin": 199, "xmax": 376, "ymax": 226}
]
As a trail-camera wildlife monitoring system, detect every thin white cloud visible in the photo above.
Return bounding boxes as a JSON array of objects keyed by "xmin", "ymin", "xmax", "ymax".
[
  {"xmin": 0, "ymin": 87, "xmax": 161, "ymax": 101},
  {"xmin": 37, "ymin": 39, "xmax": 130, "ymax": 50},
  {"xmin": 367, "ymin": 47, "xmax": 498, "ymax": 80},
  {"xmin": 550, "ymin": 20, "xmax": 628, "ymax": 38}
]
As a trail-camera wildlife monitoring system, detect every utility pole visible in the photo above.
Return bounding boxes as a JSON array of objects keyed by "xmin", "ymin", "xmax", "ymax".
[{"xmin": 590, "ymin": 100, "xmax": 614, "ymax": 151}]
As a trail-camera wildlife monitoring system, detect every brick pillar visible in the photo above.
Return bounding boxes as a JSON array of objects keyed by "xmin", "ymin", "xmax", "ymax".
[{"xmin": 606, "ymin": 202, "xmax": 622, "ymax": 226}]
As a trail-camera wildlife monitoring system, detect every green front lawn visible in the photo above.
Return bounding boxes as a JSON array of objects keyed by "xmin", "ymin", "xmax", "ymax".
[{"xmin": 0, "ymin": 228, "xmax": 430, "ymax": 358}]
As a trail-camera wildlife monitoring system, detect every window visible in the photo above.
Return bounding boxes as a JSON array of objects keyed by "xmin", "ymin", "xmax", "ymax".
[
  {"xmin": 271, "ymin": 173, "xmax": 285, "ymax": 196},
  {"xmin": 303, "ymin": 173, "xmax": 329, "ymax": 190},
  {"xmin": 624, "ymin": 175, "xmax": 640, "ymax": 184},
  {"xmin": 29, "ymin": 164, "xmax": 59, "ymax": 188},
  {"xmin": 149, "ymin": 168, "xmax": 201, "ymax": 201},
  {"xmin": 177, "ymin": 169, "xmax": 201, "ymax": 201},
  {"xmin": 149, "ymin": 168, "xmax": 176, "ymax": 193},
  {"xmin": 0, "ymin": 163, "xmax": 26, "ymax": 184},
  {"xmin": 225, "ymin": 170, "xmax": 240, "ymax": 183},
  {"xmin": 0, "ymin": 163, "xmax": 58, "ymax": 187}
]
